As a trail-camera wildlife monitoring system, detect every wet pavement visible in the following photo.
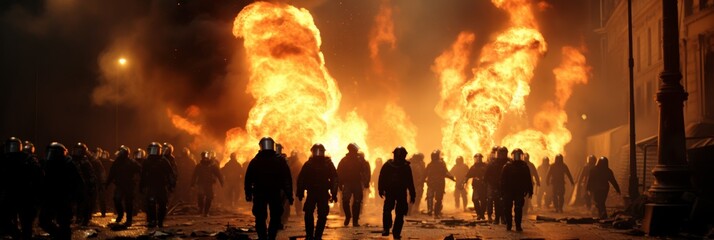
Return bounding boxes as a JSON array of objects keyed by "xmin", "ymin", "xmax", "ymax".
[{"xmin": 43, "ymin": 201, "xmax": 655, "ymax": 239}]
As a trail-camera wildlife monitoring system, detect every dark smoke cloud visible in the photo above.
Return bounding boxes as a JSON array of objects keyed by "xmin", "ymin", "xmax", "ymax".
[{"xmin": 2, "ymin": 0, "xmax": 601, "ymax": 164}]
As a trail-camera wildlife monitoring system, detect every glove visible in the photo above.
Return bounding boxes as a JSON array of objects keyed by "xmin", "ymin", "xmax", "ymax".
[{"xmin": 246, "ymin": 193, "xmax": 253, "ymax": 202}]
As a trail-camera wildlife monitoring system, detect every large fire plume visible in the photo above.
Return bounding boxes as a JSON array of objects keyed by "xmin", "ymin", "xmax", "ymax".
[
  {"xmin": 225, "ymin": 2, "xmax": 370, "ymax": 163},
  {"xmin": 434, "ymin": 0, "xmax": 547, "ymax": 161}
]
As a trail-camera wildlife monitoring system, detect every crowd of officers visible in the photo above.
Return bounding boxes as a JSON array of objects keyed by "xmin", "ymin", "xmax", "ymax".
[{"xmin": 1, "ymin": 136, "xmax": 621, "ymax": 240}]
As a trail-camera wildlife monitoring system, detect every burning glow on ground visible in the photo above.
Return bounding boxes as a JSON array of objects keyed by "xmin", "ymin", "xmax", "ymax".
[{"xmin": 434, "ymin": 0, "xmax": 589, "ymax": 165}]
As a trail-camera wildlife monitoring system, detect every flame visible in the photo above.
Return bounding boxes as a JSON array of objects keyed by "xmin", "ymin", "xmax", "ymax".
[
  {"xmin": 434, "ymin": 0, "xmax": 547, "ymax": 161},
  {"xmin": 167, "ymin": 108, "xmax": 202, "ymax": 136},
  {"xmin": 369, "ymin": 0, "xmax": 397, "ymax": 75},
  {"xmin": 227, "ymin": 2, "xmax": 370, "ymax": 164}
]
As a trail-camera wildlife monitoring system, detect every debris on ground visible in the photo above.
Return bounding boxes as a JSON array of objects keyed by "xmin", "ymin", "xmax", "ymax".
[
  {"xmin": 215, "ymin": 224, "xmax": 255, "ymax": 240},
  {"xmin": 107, "ymin": 223, "xmax": 129, "ymax": 231},
  {"xmin": 440, "ymin": 218, "xmax": 488, "ymax": 227},
  {"xmin": 83, "ymin": 229, "xmax": 99, "ymax": 238},
  {"xmin": 563, "ymin": 217, "xmax": 597, "ymax": 224},
  {"xmin": 287, "ymin": 235, "xmax": 307, "ymax": 240},
  {"xmin": 535, "ymin": 215, "xmax": 560, "ymax": 222}
]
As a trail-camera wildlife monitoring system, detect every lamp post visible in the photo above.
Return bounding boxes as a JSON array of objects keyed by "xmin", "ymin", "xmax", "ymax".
[
  {"xmin": 642, "ymin": 0, "xmax": 691, "ymax": 236},
  {"xmin": 116, "ymin": 57, "xmax": 127, "ymax": 148},
  {"xmin": 626, "ymin": 0, "xmax": 640, "ymax": 201}
]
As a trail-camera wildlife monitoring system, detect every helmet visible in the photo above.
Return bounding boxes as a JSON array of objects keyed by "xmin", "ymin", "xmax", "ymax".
[
  {"xmin": 116, "ymin": 145, "xmax": 131, "ymax": 158},
  {"xmin": 347, "ymin": 143, "xmax": 359, "ymax": 153},
  {"xmin": 310, "ymin": 143, "xmax": 326, "ymax": 157},
  {"xmin": 290, "ymin": 150, "xmax": 298, "ymax": 158},
  {"xmin": 587, "ymin": 154, "xmax": 596, "ymax": 164},
  {"xmin": 46, "ymin": 142, "xmax": 68, "ymax": 160},
  {"xmin": 72, "ymin": 142, "xmax": 89, "ymax": 157},
  {"xmin": 474, "ymin": 153, "xmax": 484, "ymax": 162},
  {"xmin": 497, "ymin": 146, "xmax": 509, "ymax": 159},
  {"xmin": 209, "ymin": 151, "xmax": 217, "ymax": 159},
  {"xmin": 147, "ymin": 142, "xmax": 162, "ymax": 156},
  {"xmin": 259, "ymin": 137, "xmax": 275, "ymax": 151},
  {"xmin": 456, "ymin": 156, "xmax": 464, "ymax": 164},
  {"xmin": 555, "ymin": 154, "xmax": 564, "ymax": 163},
  {"xmin": 412, "ymin": 153, "xmax": 424, "ymax": 162},
  {"xmin": 230, "ymin": 152, "xmax": 237, "ymax": 160},
  {"xmin": 95, "ymin": 147, "xmax": 104, "ymax": 157},
  {"xmin": 162, "ymin": 142, "xmax": 174, "ymax": 156},
  {"xmin": 201, "ymin": 151, "xmax": 210, "ymax": 160},
  {"xmin": 23, "ymin": 141, "xmax": 35, "ymax": 154},
  {"xmin": 542, "ymin": 156, "xmax": 550, "ymax": 164},
  {"xmin": 524, "ymin": 152, "xmax": 530, "ymax": 162},
  {"xmin": 490, "ymin": 146, "xmax": 499, "ymax": 158},
  {"xmin": 393, "ymin": 146, "xmax": 408, "ymax": 159},
  {"xmin": 134, "ymin": 148, "xmax": 147, "ymax": 160},
  {"xmin": 276, "ymin": 143, "xmax": 284, "ymax": 155},
  {"xmin": 511, "ymin": 148, "xmax": 524, "ymax": 161},
  {"xmin": 430, "ymin": 149, "xmax": 441, "ymax": 161},
  {"xmin": 4, "ymin": 137, "xmax": 22, "ymax": 153}
]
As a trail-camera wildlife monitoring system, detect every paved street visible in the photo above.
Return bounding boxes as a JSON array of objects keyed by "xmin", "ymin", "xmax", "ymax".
[{"xmin": 49, "ymin": 200, "xmax": 654, "ymax": 240}]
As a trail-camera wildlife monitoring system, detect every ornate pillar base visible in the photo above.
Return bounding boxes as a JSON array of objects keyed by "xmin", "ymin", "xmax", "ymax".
[{"xmin": 642, "ymin": 203, "xmax": 690, "ymax": 236}]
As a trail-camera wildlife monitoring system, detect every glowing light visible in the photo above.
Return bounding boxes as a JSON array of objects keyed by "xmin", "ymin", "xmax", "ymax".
[
  {"xmin": 581, "ymin": 114, "xmax": 588, "ymax": 120},
  {"xmin": 118, "ymin": 58, "xmax": 127, "ymax": 65}
]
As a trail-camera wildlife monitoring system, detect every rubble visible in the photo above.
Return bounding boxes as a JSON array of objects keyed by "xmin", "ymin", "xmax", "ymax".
[
  {"xmin": 563, "ymin": 217, "xmax": 597, "ymax": 224},
  {"xmin": 535, "ymin": 215, "xmax": 560, "ymax": 222}
]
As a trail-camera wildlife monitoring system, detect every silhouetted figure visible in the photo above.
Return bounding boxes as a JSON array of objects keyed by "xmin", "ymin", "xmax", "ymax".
[
  {"xmin": 1, "ymin": 138, "xmax": 43, "ymax": 239},
  {"xmin": 161, "ymin": 143, "xmax": 178, "ymax": 201},
  {"xmin": 371, "ymin": 158, "xmax": 383, "ymax": 196},
  {"xmin": 586, "ymin": 157, "xmax": 620, "ymax": 219},
  {"xmin": 545, "ymin": 154, "xmax": 574, "ymax": 213},
  {"xmin": 408, "ymin": 153, "xmax": 426, "ymax": 215},
  {"xmin": 90, "ymin": 150, "xmax": 107, "ymax": 217},
  {"xmin": 140, "ymin": 142, "xmax": 174, "ymax": 228},
  {"xmin": 522, "ymin": 153, "xmax": 539, "ymax": 216},
  {"xmin": 71, "ymin": 142, "xmax": 97, "ymax": 226},
  {"xmin": 464, "ymin": 153, "xmax": 487, "ymax": 220},
  {"xmin": 287, "ymin": 151, "xmax": 304, "ymax": 216},
  {"xmin": 337, "ymin": 143, "xmax": 370, "ymax": 227},
  {"xmin": 485, "ymin": 146, "xmax": 509, "ymax": 224},
  {"xmin": 175, "ymin": 147, "xmax": 196, "ymax": 204},
  {"xmin": 450, "ymin": 156, "xmax": 469, "ymax": 211},
  {"xmin": 297, "ymin": 143, "xmax": 335, "ymax": 240},
  {"xmin": 39, "ymin": 142, "xmax": 84, "ymax": 240},
  {"xmin": 106, "ymin": 145, "xmax": 141, "ymax": 226},
  {"xmin": 574, "ymin": 155, "xmax": 596, "ymax": 209},
  {"xmin": 221, "ymin": 152, "xmax": 243, "ymax": 208},
  {"xmin": 275, "ymin": 143, "xmax": 292, "ymax": 228},
  {"xmin": 245, "ymin": 137, "xmax": 293, "ymax": 240},
  {"xmin": 501, "ymin": 149, "xmax": 533, "ymax": 232},
  {"xmin": 536, "ymin": 157, "xmax": 552, "ymax": 208},
  {"xmin": 192, "ymin": 151, "xmax": 224, "ymax": 217},
  {"xmin": 425, "ymin": 150, "xmax": 454, "ymax": 218},
  {"xmin": 379, "ymin": 146, "xmax": 415, "ymax": 240}
]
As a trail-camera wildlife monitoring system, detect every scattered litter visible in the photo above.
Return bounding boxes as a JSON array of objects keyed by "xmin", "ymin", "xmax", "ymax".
[
  {"xmin": 612, "ymin": 218, "xmax": 635, "ymax": 229},
  {"xmin": 152, "ymin": 231, "xmax": 172, "ymax": 238},
  {"xmin": 84, "ymin": 229, "xmax": 99, "ymax": 238},
  {"xmin": 563, "ymin": 217, "xmax": 597, "ymax": 224},
  {"xmin": 535, "ymin": 215, "xmax": 560, "ymax": 222}
]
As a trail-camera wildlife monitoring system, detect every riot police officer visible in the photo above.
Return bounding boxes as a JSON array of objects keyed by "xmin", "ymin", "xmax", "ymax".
[
  {"xmin": 1, "ymin": 138, "xmax": 43, "ymax": 239},
  {"xmin": 192, "ymin": 151, "xmax": 224, "ymax": 217},
  {"xmin": 221, "ymin": 152, "xmax": 243, "ymax": 208},
  {"xmin": 245, "ymin": 137, "xmax": 293, "ymax": 240},
  {"xmin": 450, "ymin": 156, "xmax": 469, "ymax": 211},
  {"xmin": 106, "ymin": 145, "xmax": 141, "ymax": 226},
  {"xmin": 39, "ymin": 142, "xmax": 84, "ymax": 239},
  {"xmin": 297, "ymin": 143, "xmax": 337, "ymax": 240},
  {"xmin": 485, "ymin": 146, "xmax": 509, "ymax": 224},
  {"xmin": 545, "ymin": 154, "xmax": 574, "ymax": 213},
  {"xmin": 162, "ymin": 143, "xmax": 178, "ymax": 196},
  {"xmin": 464, "ymin": 153, "xmax": 487, "ymax": 220},
  {"xmin": 408, "ymin": 153, "xmax": 426, "ymax": 215},
  {"xmin": 337, "ymin": 143, "xmax": 370, "ymax": 227},
  {"xmin": 379, "ymin": 146, "xmax": 415, "ymax": 239},
  {"xmin": 424, "ymin": 150, "xmax": 454, "ymax": 218},
  {"xmin": 140, "ymin": 142, "xmax": 174, "ymax": 228},
  {"xmin": 71, "ymin": 142, "xmax": 97, "ymax": 226},
  {"xmin": 500, "ymin": 149, "xmax": 533, "ymax": 231}
]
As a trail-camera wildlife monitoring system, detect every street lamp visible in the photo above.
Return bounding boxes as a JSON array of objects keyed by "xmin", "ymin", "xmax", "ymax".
[
  {"xmin": 115, "ymin": 57, "xmax": 127, "ymax": 148},
  {"xmin": 118, "ymin": 58, "xmax": 127, "ymax": 66}
]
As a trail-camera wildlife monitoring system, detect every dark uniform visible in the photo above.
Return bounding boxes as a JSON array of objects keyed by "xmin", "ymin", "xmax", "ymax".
[
  {"xmin": 408, "ymin": 153, "xmax": 426, "ymax": 215},
  {"xmin": 484, "ymin": 146, "xmax": 508, "ymax": 224},
  {"xmin": 424, "ymin": 150, "xmax": 454, "ymax": 218},
  {"xmin": 450, "ymin": 156, "xmax": 469, "ymax": 211},
  {"xmin": 161, "ymin": 143, "xmax": 178, "ymax": 202},
  {"xmin": 1, "ymin": 138, "xmax": 43, "ymax": 239},
  {"xmin": 90, "ymin": 152, "xmax": 107, "ymax": 217},
  {"xmin": 379, "ymin": 146, "xmax": 415, "ymax": 239},
  {"xmin": 106, "ymin": 146, "xmax": 141, "ymax": 226},
  {"xmin": 586, "ymin": 157, "xmax": 620, "ymax": 219},
  {"xmin": 545, "ymin": 154, "xmax": 574, "ymax": 213},
  {"xmin": 245, "ymin": 137, "xmax": 293, "ymax": 240},
  {"xmin": 100, "ymin": 150, "xmax": 115, "ymax": 215},
  {"xmin": 523, "ymin": 153, "xmax": 539, "ymax": 215},
  {"xmin": 140, "ymin": 142, "xmax": 174, "ymax": 228},
  {"xmin": 71, "ymin": 143, "xmax": 97, "ymax": 226},
  {"xmin": 464, "ymin": 153, "xmax": 487, "ymax": 219},
  {"xmin": 175, "ymin": 148, "xmax": 196, "ymax": 204},
  {"xmin": 536, "ymin": 157, "xmax": 551, "ymax": 208},
  {"xmin": 500, "ymin": 149, "xmax": 533, "ymax": 231},
  {"xmin": 39, "ymin": 142, "xmax": 84, "ymax": 240},
  {"xmin": 337, "ymin": 143, "xmax": 370, "ymax": 227},
  {"xmin": 192, "ymin": 152, "xmax": 224, "ymax": 216},
  {"xmin": 575, "ymin": 155, "xmax": 597, "ymax": 209},
  {"xmin": 287, "ymin": 151, "xmax": 304, "ymax": 216},
  {"xmin": 297, "ymin": 144, "xmax": 336, "ymax": 240},
  {"xmin": 221, "ymin": 152, "xmax": 243, "ymax": 208}
]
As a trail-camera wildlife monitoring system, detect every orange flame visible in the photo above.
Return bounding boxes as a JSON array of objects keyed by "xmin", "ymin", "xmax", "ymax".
[
  {"xmin": 167, "ymin": 108, "xmax": 202, "ymax": 136},
  {"xmin": 434, "ymin": 0, "xmax": 547, "ymax": 161},
  {"xmin": 227, "ymin": 2, "xmax": 370, "ymax": 163},
  {"xmin": 369, "ymin": 0, "xmax": 397, "ymax": 75}
]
